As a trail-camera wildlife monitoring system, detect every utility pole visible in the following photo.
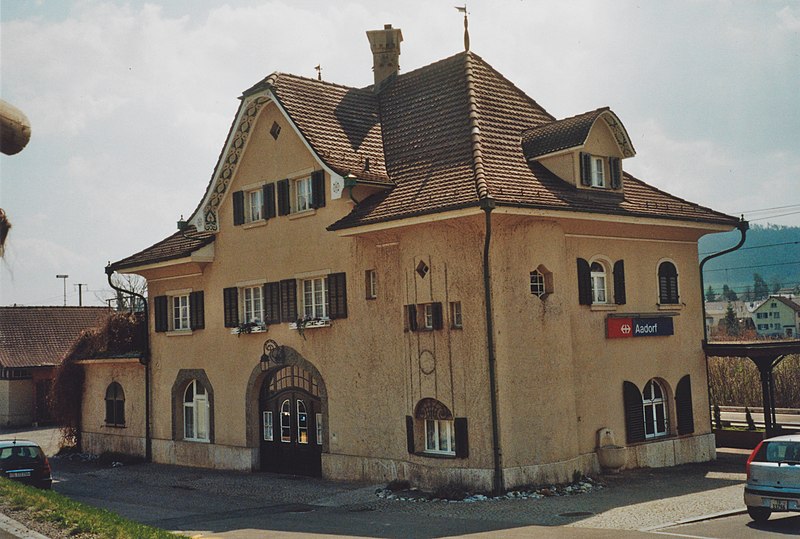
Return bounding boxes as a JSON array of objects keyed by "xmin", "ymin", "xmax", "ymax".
[
  {"xmin": 56, "ymin": 274, "xmax": 69, "ymax": 306},
  {"xmin": 75, "ymin": 283, "xmax": 87, "ymax": 306}
]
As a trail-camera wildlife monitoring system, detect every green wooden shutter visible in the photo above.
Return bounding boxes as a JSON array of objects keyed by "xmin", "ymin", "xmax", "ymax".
[
  {"xmin": 277, "ymin": 179, "xmax": 290, "ymax": 216},
  {"xmin": 263, "ymin": 183, "xmax": 276, "ymax": 219},
  {"xmin": 223, "ymin": 287, "xmax": 239, "ymax": 328},
  {"xmin": 407, "ymin": 305, "xmax": 418, "ymax": 331},
  {"xmin": 280, "ymin": 279, "xmax": 297, "ymax": 322},
  {"xmin": 432, "ymin": 302, "xmax": 444, "ymax": 329},
  {"xmin": 405, "ymin": 415, "xmax": 415, "ymax": 454},
  {"xmin": 189, "ymin": 291, "xmax": 205, "ymax": 330},
  {"xmin": 676, "ymin": 375, "xmax": 695, "ymax": 435},
  {"xmin": 613, "ymin": 260, "xmax": 627, "ymax": 305},
  {"xmin": 232, "ymin": 191, "xmax": 245, "ymax": 225},
  {"xmin": 623, "ymin": 381, "xmax": 645, "ymax": 443},
  {"xmin": 579, "ymin": 152, "xmax": 592, "ymax": 186},
  {"xmin": 658, "ymin": 262, "xmax": 679, "ymax": 304},
  {"xmin": 327, "ymin": 272, "xmax": 348, "ymax": 319},
  {"xmin": 264, "ymin": 282, "xmax": 281, "ymax": 324},
  {"xmin": 311, "ymin": 170, "xmax": 326, "ymax": 209},
  {"xmin": 454, "ymin": 417, "xmax": 469, "ymax": 458},
  {"xmin": 577, "ymin": 258, "xmax": 592, "ymax": 305},
  {"xmin": 610, "ymin": 157, "xmax": 622, "ymax": 189},
  {"xmin": 154, "ymin": 295, "xmax": 168, "ymax": 332}
]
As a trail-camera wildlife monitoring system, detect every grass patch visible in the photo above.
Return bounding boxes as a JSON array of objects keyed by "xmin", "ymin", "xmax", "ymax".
[{"xmin": 0, "ymin": 477, "xmax": 185, "ymax": 539}]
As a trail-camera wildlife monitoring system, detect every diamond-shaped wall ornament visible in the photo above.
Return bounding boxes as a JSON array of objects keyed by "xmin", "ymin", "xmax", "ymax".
[{"xmin": 416, "ymin": 260, "xmax": 429, "ymax": 278}]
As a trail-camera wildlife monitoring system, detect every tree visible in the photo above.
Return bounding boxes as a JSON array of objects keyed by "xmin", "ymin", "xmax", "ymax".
[
  {"xmin": 705, "ymin": 285, "xmax": 718, "ymax": 302},
  {"xmin": 770, "ymin": 279, "xmax": 782, "ymax": 295},
  {"xmin": 97, "ymin": 274, "xmax": 147, "ymax": 312},
  {"xmin": 753, "ymin": 273, "xmax": 769, "ymax": 300},
  {"xmin": 742, "ymin": 286, "xmax": 753, "ymax": 302},
  {"xmin": 722, "ymin": 284, "xmax": 738, "ymax": 302},
  {"xmin": 723, "ymin": 303, "xmax": 740, "ymax": 337}
]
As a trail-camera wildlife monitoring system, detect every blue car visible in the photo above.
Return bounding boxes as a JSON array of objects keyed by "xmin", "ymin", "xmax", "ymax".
[
  {"xmin": 0, "ymin": 439, "xmax": 53, "ymax": 490},
  {"xmin": 744, "ymin": 434, "xmax": 800, "ymax": 522}
]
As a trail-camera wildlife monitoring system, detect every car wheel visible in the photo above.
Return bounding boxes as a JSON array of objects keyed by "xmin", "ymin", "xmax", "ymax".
[{"xmin": 747, "ymin": 506, "xmax": 771, "ymax": 523}]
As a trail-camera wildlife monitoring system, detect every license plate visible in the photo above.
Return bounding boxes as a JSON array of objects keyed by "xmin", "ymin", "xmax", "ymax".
[
  {"xmin": 8, "ymin": 471, "xmax": 31, "ymax": 478},
  {"xmin": 770, "ymin": 499, "xmax": 788, "ymax": 510}
]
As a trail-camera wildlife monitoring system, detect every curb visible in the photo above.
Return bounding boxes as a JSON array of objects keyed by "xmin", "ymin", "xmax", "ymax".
[
  {"xmin": 0, "ymin": 512, "xmax": 51, "ymax": 539},
  {"xmin": 639, "ymin": 508, "xmax": 748, "ymax": 532}
]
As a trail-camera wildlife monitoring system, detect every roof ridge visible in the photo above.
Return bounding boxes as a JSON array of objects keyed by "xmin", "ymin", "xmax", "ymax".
[{"xmin": 464, "ymin": 52, "xmax": 489, "ymax": 200}]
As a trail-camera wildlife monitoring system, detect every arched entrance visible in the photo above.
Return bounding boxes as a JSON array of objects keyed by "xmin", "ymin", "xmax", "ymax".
[{"xmin": 259, "ymin": 365, "xmax": 322, "ymax": 476}]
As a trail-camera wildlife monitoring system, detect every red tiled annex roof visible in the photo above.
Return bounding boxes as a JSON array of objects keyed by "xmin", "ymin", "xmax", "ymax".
[
  {"xmin": 110, "ymin": 226, "xmax": 214, "ymax": 271},
  {"xmin": 0, "ymin": 306, "xmax": 112, "ymax": 369}
]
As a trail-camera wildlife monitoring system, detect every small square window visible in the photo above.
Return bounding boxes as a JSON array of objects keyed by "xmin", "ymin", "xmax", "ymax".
[
  {"xmin": 270, "ymin": 121, "xmax": 281, "ymax": 140},
  {"xmin": 530, "ymin": 271, "xmax": 545, "ymax": 297},
  {"xmin": 416, "ymin": 260, "xmax": 429, "ymax": 279},
  {"xmin": 451, "ymin": 301, "xmax": 462, "ymax": 328},
  {"xmin": 365, "ymin": 269, "xmax": 377, "ymax": 300}
]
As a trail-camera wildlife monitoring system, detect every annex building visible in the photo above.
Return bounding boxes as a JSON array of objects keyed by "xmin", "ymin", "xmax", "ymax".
[{"xmin": 83, "ymin": 25, "xmax": 739, "ymax": 491}]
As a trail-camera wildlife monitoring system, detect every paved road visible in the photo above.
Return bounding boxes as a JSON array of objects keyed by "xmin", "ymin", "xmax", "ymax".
[
  {"xmin": 656, "ymin": 511, "xmax": 799, "ymax": 538},
  {"xmin": 721, "ymin": 410, "xmax": 800, "ymax": 428}
]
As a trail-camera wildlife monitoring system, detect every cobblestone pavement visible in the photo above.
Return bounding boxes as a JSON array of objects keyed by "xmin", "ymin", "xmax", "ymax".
[{"xmin": 0, "ymin": 427, "xmax": 750, "ymax": 538}]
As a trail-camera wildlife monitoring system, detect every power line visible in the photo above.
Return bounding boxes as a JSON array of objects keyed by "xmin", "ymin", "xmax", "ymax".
[
  {"xmin": 747, "ymin": 210, "xmax": 800, "ymax": 222},
  {"xmin": 737, "ymin": 203, "xmax": 800, "ymax": 214},
  {"xmin": 703, "ymin": 260, "xmax": 800, "ymax": 273},
  {"xmin": 699, "ymin": 240, "xmax": 800, "ymax": 256}
]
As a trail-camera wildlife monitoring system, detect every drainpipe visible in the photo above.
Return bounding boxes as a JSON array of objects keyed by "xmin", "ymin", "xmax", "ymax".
[
  {"xmin": 105, "ymin": 265, "xmax": 152, "ymax": 462},
  {"xmin": 480, "ymin": 197, "xmax": 503, "ymax": 496}
]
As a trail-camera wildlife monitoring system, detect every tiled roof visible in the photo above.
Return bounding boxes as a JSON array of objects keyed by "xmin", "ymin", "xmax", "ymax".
[
  {"xmin": 521, "ymin": 108, "xmax": 609, "ymax": 159},
  {"xmin": 764, "ymin": 296, "xmax": 800, "ymax": 313},
  {"xmin": 110, "ymin": 226, "xmax": 214, "ymax": 271},
  {"xmin": 0, "ymin": 306, "xmax": 112, "ymax": 368}
]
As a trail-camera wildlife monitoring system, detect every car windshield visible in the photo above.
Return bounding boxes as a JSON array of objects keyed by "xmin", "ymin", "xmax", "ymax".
[
  {"xmin": 753, "ymin": 441, "xmax": 800, "ymax": 464},
  {"xmin": 0, "ymin": 445, "xmax": 43, "ymax": 468}
]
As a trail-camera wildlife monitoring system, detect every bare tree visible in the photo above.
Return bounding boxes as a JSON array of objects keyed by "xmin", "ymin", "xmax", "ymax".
[{"xmin": 97, "ymin": 273, "xmax": 147, "ymax": 312}]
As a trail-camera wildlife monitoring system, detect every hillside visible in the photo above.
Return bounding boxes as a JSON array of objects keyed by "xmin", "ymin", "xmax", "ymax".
[{"xmin": 699, "ymin": 224, "xmax": 800, "ymax": 299}]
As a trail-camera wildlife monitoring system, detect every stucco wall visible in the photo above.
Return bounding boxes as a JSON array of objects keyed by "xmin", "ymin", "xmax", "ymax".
[{"xmin": 0, "ymin": 379, "xmax": 33, "ymax": 428}]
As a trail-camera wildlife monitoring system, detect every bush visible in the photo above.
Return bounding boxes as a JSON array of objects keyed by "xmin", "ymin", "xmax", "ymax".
[{"xmin": 709, "ymin": 355, "xmax": 800, "ymax": 408}]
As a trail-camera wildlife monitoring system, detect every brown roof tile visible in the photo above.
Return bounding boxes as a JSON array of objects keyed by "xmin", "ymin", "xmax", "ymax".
[
  {"xmin": 110, "ymin": 226, "xmax": 214, "ymax": 271},
  {"xmin": 0, "ymin": 306, "xmax": 112, "ymax": 368},
  {"xmin": 521, "ymin": 107, "xmax": 610, "ymax": 159}
]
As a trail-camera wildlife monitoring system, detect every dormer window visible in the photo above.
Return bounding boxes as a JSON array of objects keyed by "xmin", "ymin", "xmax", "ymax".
[
  {"xmin": 591, "ymin": 157, "xmax": 605, "ymax": 187},
  {"xmin": 580, "ymin": 152, "xmax": 623, "ymax": 190}
]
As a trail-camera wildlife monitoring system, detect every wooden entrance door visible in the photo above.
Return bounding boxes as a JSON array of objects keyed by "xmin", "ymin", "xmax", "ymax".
[{"xmin": 260, "ymin": 366, "xmax": 322, "ymax": 476}]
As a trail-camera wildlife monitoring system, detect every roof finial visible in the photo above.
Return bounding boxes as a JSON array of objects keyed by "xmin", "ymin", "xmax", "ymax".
[
  {"xmin": 456, "ymin": 5, "xmax": 469, "ymax": 51},
  {"xmin": 314, "ymin": 64, "xmax": 322, "ymax": 81}
]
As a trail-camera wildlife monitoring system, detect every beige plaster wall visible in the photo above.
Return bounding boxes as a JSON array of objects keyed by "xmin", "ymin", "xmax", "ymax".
[{"xmin": 0, "ymin": 379, "xmax": 33, "ymax": 428}]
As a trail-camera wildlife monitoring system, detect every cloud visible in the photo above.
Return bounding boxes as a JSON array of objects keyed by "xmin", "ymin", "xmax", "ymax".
[{"xmin": 777, "ymin": 5, "xmax": 800, "ymax": 31}]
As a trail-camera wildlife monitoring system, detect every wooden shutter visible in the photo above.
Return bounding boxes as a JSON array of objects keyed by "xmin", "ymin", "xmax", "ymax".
[
  {"xmin": 405, "ymin": 415, "xmax": 415, "ymax": 454},
  {"xmin": 280, "ymin": 279, "xmax": 297, "ymax": 322},
  {"xmin": 454, "ymin": 417, "xmax": 469, "ymax": 458},
  {"xmin": 223, "ymin": 287, "xmax": 239, "ymax": 328},
  {"xmin": 659, "ymin": 262, "xmax": 679, "ymax": 304},
  {"xmin": 613, "ymin": 260, "xmax": 627, "ymax": 305},
  {"xmin": 406, "ymin": 305, "xmax": 418, "ymax": 331},
  {"xmin": 432, "ymin": 302, "xmax": 444, "ymax": 330},
  {"xmin": 327, "ymin": 272, "xmax": 348, "ymax": 319},
  {"xmin": 232, "ymin": 190, "xmax": 245, "ymax": 225},
  {"xmin": 623, "ymin": 381, "xmax": 645, "ymax": 444},
  {"xmin": 154, "ymin": 295, "xmax": 168, "ymax": 332},
  {"xmin": 264, "ymin": 282, "xmax": 281, "ymax": 324},
  {"xmin": 577, "ymin": 258, "xmax": 592, "ymax": 305},
  {"xmin": 676, "ymin": 375, "xmax": 695, "ymax": 435},
  {"xmin": 311, "ymin": 170, "xmax": 326, "ymax": 209},
  {"xmin": 189, "ymin": 291, "xmax": 205, "ymax": 330},
  {"xmin": 610, "ymin": 157, "xmax": 622, "ymax": 189},
  {"xmin": 579, "ymin": 152, "xmax": 592, "ymax": 186},
  {"xmin": 277, "ymin": 179, "xmax": 290, "ymax": 216},
  {"xmin": 263, "ymin": 183, "xmax": 276, "ymax": 219}
]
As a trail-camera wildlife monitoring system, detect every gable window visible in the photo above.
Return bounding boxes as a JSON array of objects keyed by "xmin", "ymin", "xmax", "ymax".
[
  {"xmin": 643, "ymin": 379, "xmax": 668, "ymax": 439},
  {"xmin": 184, "ymin": 380, "xmax": 210, "ymax": 442},
  {"xmin": 365, "ymin": 269, "xmax": 377, "ymax": 300},
  {"xmin": 155, "ymin": 291, "xmax": 204, "ymax": 332},
  {"xmin": 104, "ymin": 382, "xmax": 125, "ymax": 427},
  {"xmin": 590, "ymin": 262, "xmax": 607, "ymax": 304},
  {"xmin": 233, "ymin": 184, "xmax": 275, "ymax": 225},
  {"xmin": 303, "ymin": 276, "xmax": 328, "ymax": 319},
  {"xmin": 295, "ymin": 177, "xmax": 313, "ymax": 213},
  {"xmin": 277, "ymin": 171, "xmax": 325, "ymax": 216},
  {"xmin": 451, "ymin": 301, "xmax": 463, "ymax": 329},
  {"xmin": 591, "ymin": 157, "xmax": 605, "ymax": 187},
  {"xmin": 247, "ymin": 188, "xmax": 263, "ymax": 222},
  {"xmin": 658, "ymin": 261, "xmax": 679, "ymax": 304}
]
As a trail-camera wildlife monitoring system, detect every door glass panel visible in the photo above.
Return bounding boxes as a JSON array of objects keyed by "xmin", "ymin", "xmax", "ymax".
[
  {"xmin": 297, "ymin": 400, "xmax": 308, "ymax": 444},
  {"xmin": 316, "ymin": 412, "xmax": 323, "ymax": 445},
  {"xmin": 263, "ymin": 411, "xmax": 273, "ymax": 441},
  {"xmin": 281, "ymin": 399, "xmax": 291, "ymax": 442}
]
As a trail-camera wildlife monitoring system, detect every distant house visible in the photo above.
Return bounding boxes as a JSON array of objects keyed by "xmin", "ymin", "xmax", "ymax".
[
  {"xmin": 752, "ymin": 297, "xmax": 800, "ymax": 338},
  {"xmin": 704, "ymin": 300, "xmax": 759, "ymax": 336},
  {"xmin": 0, "ymin": 306, "xmax": 111, "ymax": 427}
]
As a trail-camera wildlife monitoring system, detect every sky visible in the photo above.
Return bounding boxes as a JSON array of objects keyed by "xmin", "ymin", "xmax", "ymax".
[{"xmin": 1, "ymin": 0, "xmax": 799, "ymax": 307}]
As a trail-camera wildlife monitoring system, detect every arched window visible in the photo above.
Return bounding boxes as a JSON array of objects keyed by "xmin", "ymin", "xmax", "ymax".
[
  {"xmin": 642, "ymin": 379, "xmax": 668, "ymax": 439},
  {"xmin": 184, "ymin": 380, "xmax": 209, "ymax": 442},
  {"xmin": 658, "ymin": 262, "xmax": 679, "ymax": 304},
  {"xmin": 590, "ymin": 262, "xmax": 607, "ymax": 304},
  {"xmin": 280, "ymin": 399, "xmax": 291, "ymax": 442},
  {"xmin": 104, "ymin": 382, "xmax": 125, "ymax": 427},
  {"xmin": 414, "ymin": 398, "xmax": 455, "ymax": 455}
]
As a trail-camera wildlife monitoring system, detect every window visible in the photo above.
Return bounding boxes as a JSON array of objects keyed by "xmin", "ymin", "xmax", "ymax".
[
  {"xmin": 277, "ymin": 171, "xmax": 325, "ymax": 215},
  {"xmin": 280, "ymin": 399, "xmax": 291, "ymax": 442},
  {"xmin": 303, "ymin": 277, "xmax": 328, "ymax": 319},
  {"xmin": 406, "ymin": 303, "xmax": 444, "ymax": 331},
  {"xmin": 408, "ymin": 398, "xmax": 468, "ymax": 458},
  {"xmin": 263, "ymin": 411, "xmax": 273, "ymax": 441},
  {"xmin": 184, "ymin": 380, "xmax": 209, "ymax": 442},
  {"xmin": 642, "ymin": 379, "xmax": 668, "ymax": 439},
  {"xmin": 104, "ymin": 382, "xmax": 125, "ymax": 427},
  {"xmin": 243, "ymin": 285, "xmax": 264, "ymax": 324},
  {"xmin": 172, "ymin": 294, "xmax": 190, "ymax": 330},
  {"xmin": 155, "ymin": 291, "xmax": 204, "ymax": 332},
  {"xmin": 316, "ymin": 412, "xmax": 323, "ymax": 445},
  {"xmin": 530, "ymin": 270, "xmax": 545, "ymax": 297},
  {"xmin": 658, "ymin": 261, "xmax": 679, "ymax": 304},
  {"xmin": 774, "ymin": 312, "xmax": 781, "ymax": 319},
  {"xmin": 247, "ymin": 188, "xmax": 263, "ymax": 222},
  {"xmin": 295, "ymin": 177, "xmax": 312, "ymax": 212},
  {"xmin": 451, "ymin": 301, "xmax": 463, "ymax": 329},
  {"xmin": 590, "ymin": 262, "xmax": 607, "ymax": 304},
  {"xmin": 232, "ymin": 184, "xmax": 275, "ymax": 225},
  {"xmin": 425, "ymin": 419, "xmax": 455, "ymax": 455},
  {"xmin": 591, "ymin": 157, "xmax": 605, "ymax": 187},
  {"xmin": 297, "ymin": 400, "xmax": 309, "ymax": 444},
  {"xmin": 365, "ymin": 269, "xmax": 377, "ymax": 299},
  {"xmin": 423, "ymin": 304, "xmax": 434, "ymax": 329}
]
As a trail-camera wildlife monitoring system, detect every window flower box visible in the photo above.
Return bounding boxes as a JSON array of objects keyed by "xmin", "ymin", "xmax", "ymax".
[
  {"xmin": 231, "ymin": 322, "xmax": 267, "ymax": 335},
  {"xmin": 289, "ymin": 318, "xmax": 331, "ymax": 330}
]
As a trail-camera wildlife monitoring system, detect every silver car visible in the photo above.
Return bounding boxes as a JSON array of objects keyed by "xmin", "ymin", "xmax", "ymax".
[{"xmin": 744, "ymin": 433, "xmax": 800, "ymax": 522}]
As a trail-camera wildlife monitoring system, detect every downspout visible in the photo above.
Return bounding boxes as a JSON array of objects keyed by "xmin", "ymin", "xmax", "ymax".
[
  {"xmin": 481, "ymin": 197, "xmax": 503, "ymax": 496},
  {"xmin": 698, "ymin": 218, "xmax": 748, "ymax": 431},
  {"xmin": 105, "ymin": 265, "xmax": 152, "ymax": 462}
]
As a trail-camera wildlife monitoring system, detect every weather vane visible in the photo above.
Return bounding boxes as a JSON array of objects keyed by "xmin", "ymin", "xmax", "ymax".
[
  {"xmin": 455, "ymin": 5, "xmax": 469, "ymax": 51},
  {"xmin": 314, "ymin": 64, "xmax": 322, "ymax": 81}
]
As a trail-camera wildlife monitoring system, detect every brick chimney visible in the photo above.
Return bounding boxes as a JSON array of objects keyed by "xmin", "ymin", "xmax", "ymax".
[{"xmin": 366, "ymin": 24, "xmax": 403, "ymax": 87}]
